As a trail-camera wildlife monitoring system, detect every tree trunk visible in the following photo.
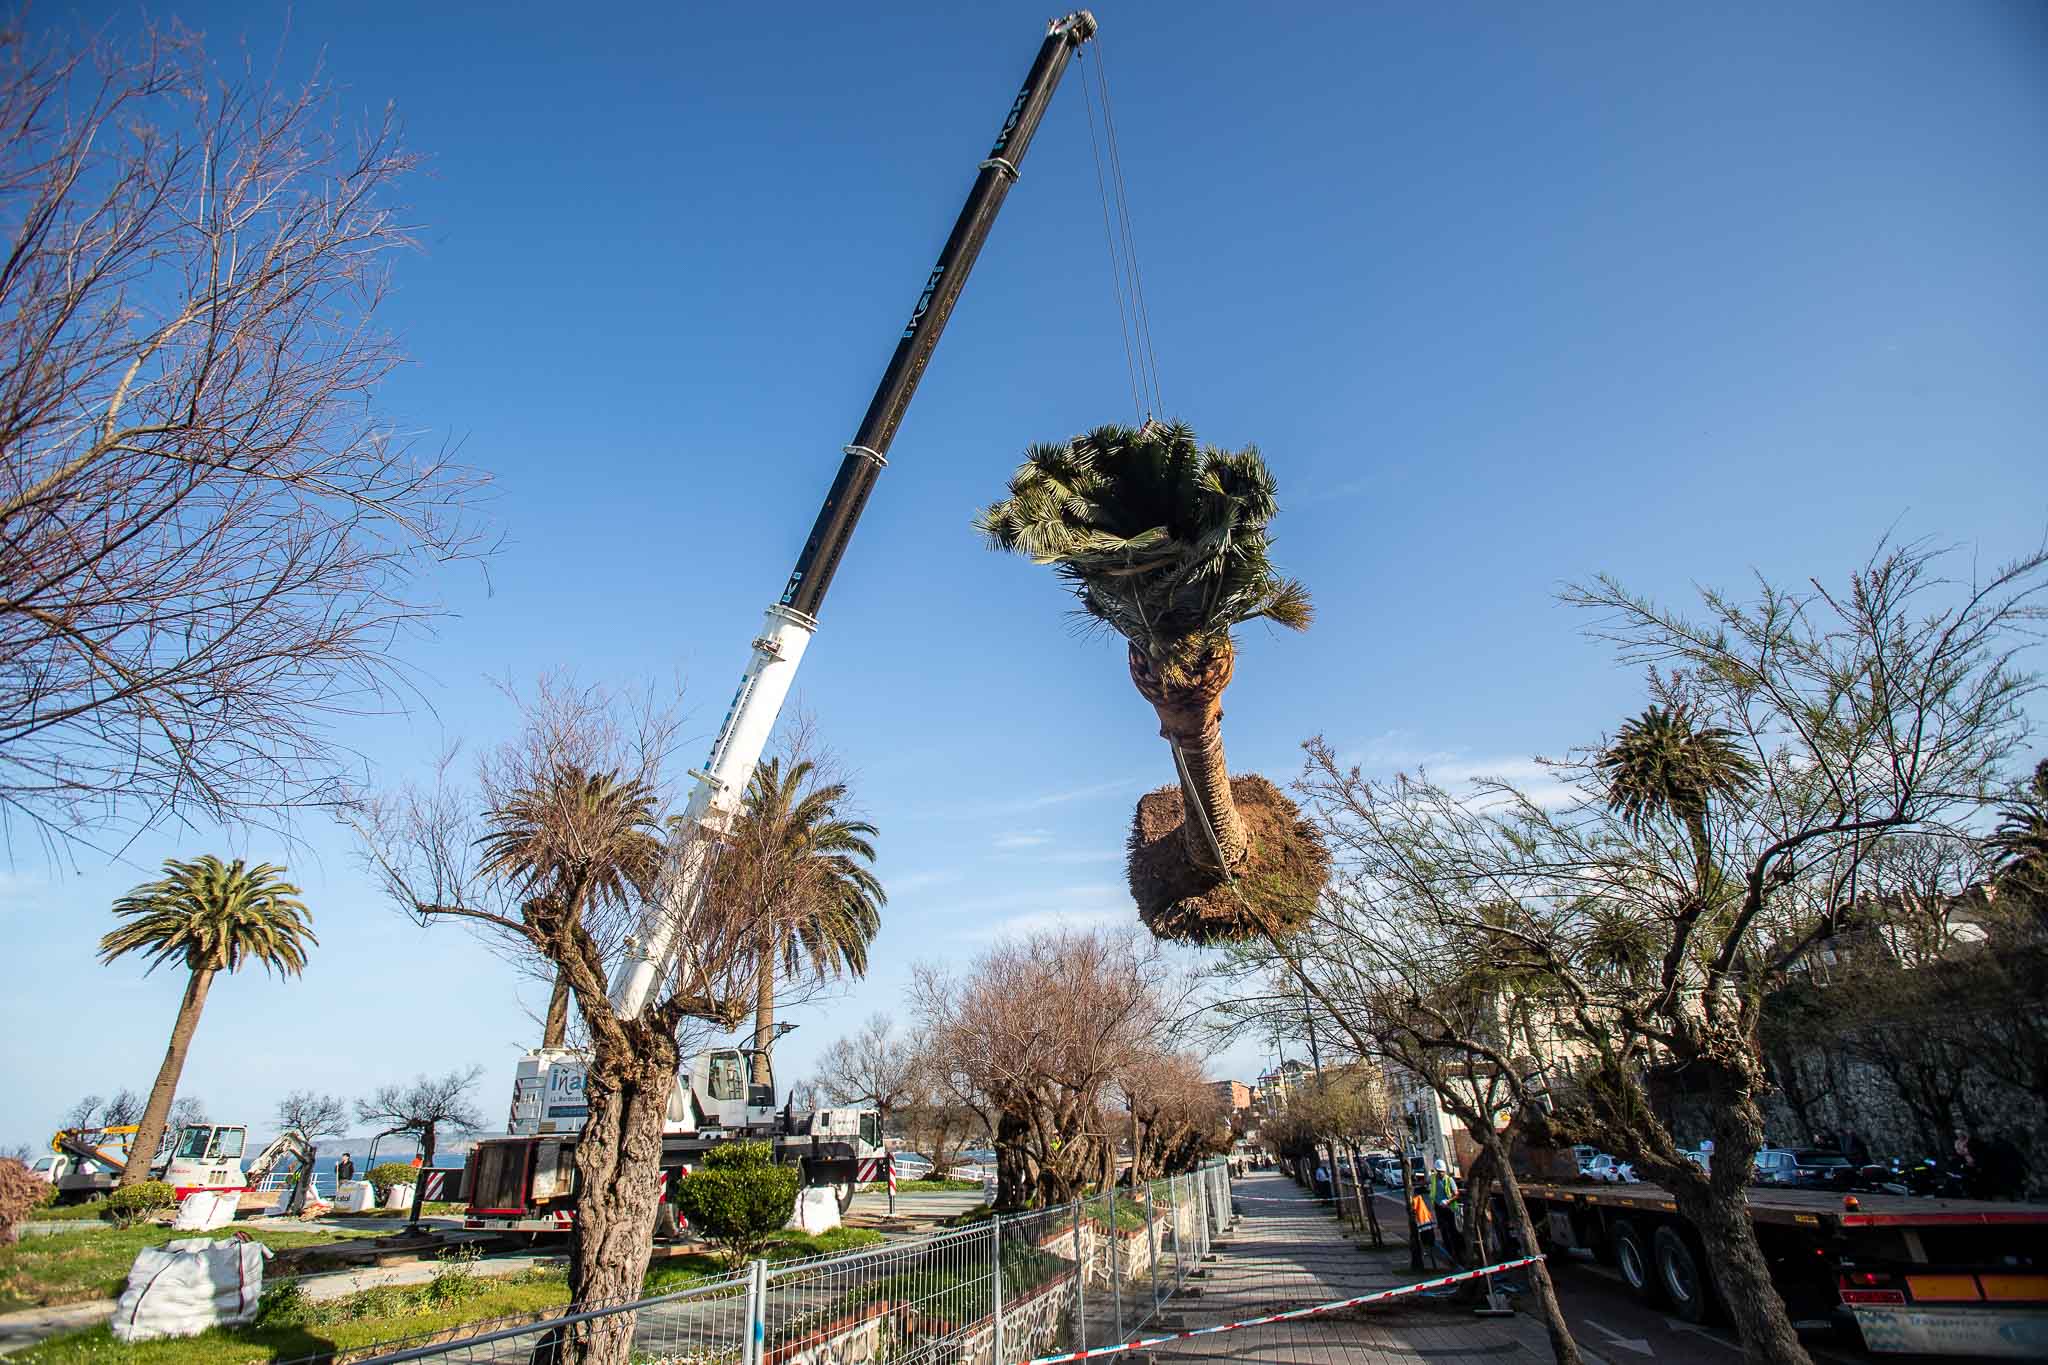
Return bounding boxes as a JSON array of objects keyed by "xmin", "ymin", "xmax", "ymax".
[
  {"xmin": 1127, "ymin": 643, "xmax": 1248, "ymax": 873},
  {"xmin": 750, "ymin": 946, "xmax": 776, "ymax": 1086},
  {"xmin": 548, "ymin": 1026, "xmax": 682, "ymax": 1365},
  {"xmin": 1395, "ymin": 1146, "xmax": 1420, "ymax": 1271},
  {"xmin": 123, "ymin": 967, "xmax": 215, "ymax": 1186},
  {"xmin": 1674, "ymin": 1087, "xmax": 1815, "ymax": 1365},
  {"xmin": 541, "ymin": 972, "xmax": 573, "ymax": 1049},
  {"xmin": 995, "ymin": 1110, "xmax": 1034, "ymax": 1211},
  {"xmin": 1487, "ymin": 1133, "xmax": 1583, "ymax": 1365}
]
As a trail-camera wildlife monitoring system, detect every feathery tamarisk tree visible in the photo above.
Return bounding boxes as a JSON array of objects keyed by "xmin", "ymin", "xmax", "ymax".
[
  {"xmin": 976, "ymin": 422, "xmax": 1327, "ymax": 943},
  {"xmin": 1269, "ymin": 535, "xmax": 2048, "ymax": 1365}
]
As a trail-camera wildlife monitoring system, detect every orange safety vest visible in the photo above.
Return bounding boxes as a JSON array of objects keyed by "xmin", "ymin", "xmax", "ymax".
[{"xmin": 1410, "ymin": 1194, "xmax": 1435, "ymax": 1229}]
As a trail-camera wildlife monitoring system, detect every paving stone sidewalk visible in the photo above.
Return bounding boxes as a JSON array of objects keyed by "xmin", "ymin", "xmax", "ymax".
[{"xmin": 1134, "ymin": 1169, "xmax": 1569, "ymax": 1365}]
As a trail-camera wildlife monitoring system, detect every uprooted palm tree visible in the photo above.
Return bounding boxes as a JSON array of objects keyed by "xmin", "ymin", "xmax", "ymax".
[
  {"xmin": 712, "ymin": 758, "xmax": 884, "ymax": 1084},
  {"xmin": 475, "ymin": 767, "xmax": 666, "ymax": 1048},
  {"xmin": 976, "ymin": 421, "xmax": 1328, "ymax": 942}
]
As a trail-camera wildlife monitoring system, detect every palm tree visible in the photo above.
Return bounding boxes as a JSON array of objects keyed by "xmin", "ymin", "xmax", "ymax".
[
  {"xmin": 1986, "ymin": 758, "xmax": 2048, "ymax": 928},
  {"xmin": 476, "ymin": 766, "xmax": 665, "ymax": 1048},
  {"xmin": 977, "ymin": 421, "xmax": 1322, "ymax": 941},
  {"xmin": 1596, "ymin": 705, "xmax": 1757, "ymax": 882},
  {"xmin": 99, "ymin": 857, "xmax": 315, "ymax": 1185},
  {"xmin": 714, "ymin": 757, "xmax": 884, "ymax": 1083}
]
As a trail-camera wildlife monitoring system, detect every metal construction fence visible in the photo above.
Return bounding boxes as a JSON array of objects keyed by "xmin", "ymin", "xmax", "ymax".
[{"xmin": 355, "ymin": 1160, "xmax": 1234, "ymax": 1365}]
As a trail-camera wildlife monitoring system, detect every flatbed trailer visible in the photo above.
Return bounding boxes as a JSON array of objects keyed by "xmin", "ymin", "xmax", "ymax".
[{"xmin": 1518, "ymin": 1178, "xmax": 2048, "ymax": 1358}]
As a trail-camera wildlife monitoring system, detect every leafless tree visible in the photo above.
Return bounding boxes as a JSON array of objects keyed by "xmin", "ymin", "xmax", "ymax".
[
  {"xmin": 916, "ymin": 926, "xmax": 1176, "ymax": 1207},
  {"xmin": 166, "ymin": 1095, "xmax": 207, "ymax": 1133},
  {"xmin": 60, "ymin": 1095, "xmax": 105, "ymax": 1131},
  {"xmin": 354, "ymin": 1067, "xmax": 482, "ymax": 1169},
  {"xmin": 274, "ymin": 1090, "xmax": 348, "ymax": 1139},
  {"xmin": 1270, "ymin": 536, "xmax": 2047, "ymax": 1365},
  {"xmin": 816, "ymin": 1013, "xmax": 916, "ymax": 1133},
  {"xmin": 101, "ymin": 1089, "xmax": 143, "ymax": 1128},
  {"xmin": 350, "ymin": 679, "xmax": 779, "ymax": 1365},
  {"xmin": 0, "ymin": 18, "xmax": 489, "ymax": 852},
  {"xmin": 1120, "ymin": 1050, "xmax": 1228, "ymax": 1181}
]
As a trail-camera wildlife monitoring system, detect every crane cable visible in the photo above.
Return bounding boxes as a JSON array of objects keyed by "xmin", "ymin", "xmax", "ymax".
[{"xmin": 1078, "ymin": 40, "xmax": 1164, "ymax": 423}]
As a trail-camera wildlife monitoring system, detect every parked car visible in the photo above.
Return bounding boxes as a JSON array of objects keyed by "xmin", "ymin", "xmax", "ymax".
[
  {"xmin": 1752, "ymin": 1147, "xmax": 1858, "ymax": 1190},
  {"xmin": 1581, "ymin": 1153, "xmax": 1638, "ymax": 1184}
]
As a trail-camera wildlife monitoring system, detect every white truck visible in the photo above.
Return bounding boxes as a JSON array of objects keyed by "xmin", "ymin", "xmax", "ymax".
[
  {"xmin": 466, "ymin": 1045, "xmax": 884, "ymax": 1235},
  {"xmin": 468, "ymin": 9, "xmax": 1097, "ymax": 1242},
  {"xmin": 41, "ymin": 1122, "xmax": 311, "ymax": 1203}
]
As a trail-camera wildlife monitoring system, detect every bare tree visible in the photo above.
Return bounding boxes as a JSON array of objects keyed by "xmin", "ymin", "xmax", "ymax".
[
  {"xmin": 275, "ymin": 1091, "xmax": 348, "ymax": 1140},
  {"xmin": 1276, "ymin": 536, "xmax": 2047, "ymax": 1365},
  {"xmin": 1121, "ymin": 1050, "xmax": 1228, "ymax": 1181},
  {"xmin": 351, "ymin": 679, "xmax": 777, "ymax": 1364},
  {"xmin": 816, "ymin": 1014, "xmax": 916, "ymax": 1133},
  {"xmin": 0, "ymin": 18, "xmax": 488, "ymax": 850},
  {"xmin": 355, "ymin": 1067, "xmax": 482, "ymax": 1229},
  {"xmin": 166, "ymin": 1095, "xmax": 207, "ymax": 1133},
  {"xmin": 61, "ymin": 1095, "xmax": 105, "ymax": 1131},
  {"xmin": 101, "ymin": 1089, "xmax": 143, "ymax": 1128},
  {"xmin": 916, "ymin": 926, "xmax": 1174, "ymax": 1207}
]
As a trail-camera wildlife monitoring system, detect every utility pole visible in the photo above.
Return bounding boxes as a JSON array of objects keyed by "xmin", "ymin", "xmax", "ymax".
[{"xmin": 1302, "ymin": 981, "xmax": 1323, "ymax": 1074}]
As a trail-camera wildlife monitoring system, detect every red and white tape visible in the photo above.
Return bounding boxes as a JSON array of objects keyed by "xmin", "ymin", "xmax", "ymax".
[{"xmin": 1018, "ymin": 1255, "xmax": 1545, "ymax": 1364}]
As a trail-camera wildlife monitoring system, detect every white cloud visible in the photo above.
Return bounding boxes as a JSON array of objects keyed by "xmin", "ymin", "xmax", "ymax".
[
  {"xmin": 969, "ymin": 906, "xmax": 1125, "ymax": 941},
  {"xmin": 993, "ymin": 830, "xmax": 1052, "ymax": 850},
  {"xmin": 887, "ymin": 870, "xmax": 959, "ymax": 895}
]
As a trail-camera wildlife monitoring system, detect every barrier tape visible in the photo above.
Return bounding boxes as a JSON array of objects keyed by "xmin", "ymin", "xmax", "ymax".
[{"xmin": 1018, "ymin": 1255, "xmax": 1544, "ymax": 1364}]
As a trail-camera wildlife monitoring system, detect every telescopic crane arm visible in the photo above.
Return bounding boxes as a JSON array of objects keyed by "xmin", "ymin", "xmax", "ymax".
[{"xmin": 607, "ymin": 11, "xmax": 1099, "ymax": 1018}]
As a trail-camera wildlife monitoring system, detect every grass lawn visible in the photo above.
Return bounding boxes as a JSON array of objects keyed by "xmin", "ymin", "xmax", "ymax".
[
  {"xmin": 16, "ymin": 1227, "xmax": 886, "ymax": 1363},
  {"xmin": 12, "ymin": 1273, "xmax": 569, "ymax": 1365},
  {"xmin": 312, "ymin": 1202, "xmax": 466, "ymax": 1222},
  {"xmin": 896, "ymin": 1177, "xmax": 982, "ymax": 1192},
  {"xmin": 33, "ymin": 1202, "xmax": 112, "ymax": 1223},
  {"xmin": 0, "ymin": 1225, "xmax": 387, "ymax": 1314}
]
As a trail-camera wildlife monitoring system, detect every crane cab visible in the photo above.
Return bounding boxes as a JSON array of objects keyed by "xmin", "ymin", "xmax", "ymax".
[
  {"xmin": 161, "ymin": 1123, "xmax": 249, "ymax": 1197},
  {"xmin": 675, "ymin": 1048, "xmax": 777, "ymax": 1135}
]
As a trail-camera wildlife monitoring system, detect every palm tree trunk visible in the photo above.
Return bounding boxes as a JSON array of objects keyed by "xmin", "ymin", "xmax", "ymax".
[
  {"xmin": 541, "ymin": 971, "xmax": 573, "ymax": 1049},
  {"xmin": 123, "ymin": 967, "xmax": 215, "ymax": 1186},
  {"xmin": 751, "ymin": 950, "xmax": 776, "ymax": 1087},
  {"xmin": 1129, "ymin": 643, "xmax": 1249, "ymax": 873}
]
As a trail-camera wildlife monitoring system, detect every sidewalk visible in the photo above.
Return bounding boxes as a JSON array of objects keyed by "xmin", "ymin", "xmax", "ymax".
[{"xmin": 1140, "ymin": 1169, "xmax": 1567, "ymax": 1365}]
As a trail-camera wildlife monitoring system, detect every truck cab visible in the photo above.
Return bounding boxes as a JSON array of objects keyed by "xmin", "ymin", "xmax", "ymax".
[{"xmin": 160, "ymin": 1123, "xmax": 249, "ymax": 1197}]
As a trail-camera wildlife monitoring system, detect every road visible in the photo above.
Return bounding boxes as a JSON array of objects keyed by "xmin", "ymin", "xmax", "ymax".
[{"xmin": 1356, "ymin": 1189, "xmax": 1948, "ymax": 1365}]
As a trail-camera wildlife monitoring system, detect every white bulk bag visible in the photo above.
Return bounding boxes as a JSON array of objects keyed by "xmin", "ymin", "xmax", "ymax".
[
  {"xmin": 790, "ymin": 1186, "xmax": 841, "ymax": 1235},
  {"xmin": 384, "ymin": 1182, "xmax": 415, "ymax": 1210},
  {"xmin": 171, "ymin": 1191, "xmax": 237, "ymax": 1232},
  {"xmin": 336, "ymin": 1180, "xmax": 376, "ymax": 1213},
  {"xmin": 110, "ymin": 1236, "xmax": 271, "ymax": 1343}
]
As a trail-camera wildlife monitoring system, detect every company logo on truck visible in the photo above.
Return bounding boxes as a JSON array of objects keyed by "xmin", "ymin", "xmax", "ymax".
[{"xmin": 546, "ymin": 1068, "xmax": 588, "ymax": 1119}]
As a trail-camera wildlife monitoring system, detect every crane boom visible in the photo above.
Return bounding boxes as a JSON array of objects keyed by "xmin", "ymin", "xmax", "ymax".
[{"xmin": 607, "ymin": 11, "xmax": 1098, "ymax": 1019}]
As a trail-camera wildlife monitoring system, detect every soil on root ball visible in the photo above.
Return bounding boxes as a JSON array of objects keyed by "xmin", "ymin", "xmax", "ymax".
[{"xmin": 1126, "ymin": 773, "xmax": 1329, "ymax": 944}]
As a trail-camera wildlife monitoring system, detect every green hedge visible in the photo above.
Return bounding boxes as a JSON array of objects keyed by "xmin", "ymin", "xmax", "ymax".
[
  {"xmin": 672, "ymin": 1142, "xmax": 800, "ymax": 1268},
  {"xmin": 365, "ymin": 1163, "xmax": 418, "ymax": 1202},
  {"xmin": 102, "ymin": 1182, "xmax": 175, "ymax": 1227}
]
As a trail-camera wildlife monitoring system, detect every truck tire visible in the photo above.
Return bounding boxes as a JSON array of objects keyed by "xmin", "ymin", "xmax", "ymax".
[
  {"xmin": 1611, "ymin": 1219, "xmax": 1659, "ymax": 1304},
  {"xmin": 834, "ymin": 1180, "xmax": 855, "ymax": 1214},
  {"xmin": 1653, "ymin": 1226, "xmax": 1713, "ymax": 1324}
]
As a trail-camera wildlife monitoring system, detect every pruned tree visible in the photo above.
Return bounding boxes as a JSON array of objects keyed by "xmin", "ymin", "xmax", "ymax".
[
  {"xmin": 166, "ymin": 1096, "xmax": 208, "ymax": 1133},
  {"xmin": 355, "ymin": 1067, "xmax": 482, "ymax": 1229},
  {"xmin": 916, "ymin": 926, "xmax": 1174, "ymax": 1207},
  {"xmin": 1272, "ymin": 535, "xmax": 2047, "ymax": 1365},
  {"xmin": 1121, "ymin": 1050, "xmax": 1228, "ymax": 1181},
  {"xmin": 275, "ymin": 1091, "xmax": 348, "ymax": 1140},
  {"xmin": 0, "ymin": 17, "xmax": 488, "ymax": 850},
  {"xmin": 351, "ymin": 678, "xmax": 785, "ymax": 1364},
  {"xmin": 816, "ymin": 1014, "xmax": 916, "ymax": 1133},
  {"xmin": 899, "ymin": 1044, "xmax": 989, "ymax": 1180}
]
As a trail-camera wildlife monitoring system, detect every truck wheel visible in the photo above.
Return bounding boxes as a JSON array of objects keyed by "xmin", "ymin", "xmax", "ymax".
[
  {"xmin": 1653, "ymin": 1226, "xmax": 1713, "ymax": 1323},
  {"xmin": 834, "ymin": 1180, "xmax": 855, "ymax": 1214},
  {"xmin": 1611, "ymin": 1220, "xmax": 1659, "ymax": 1304}
]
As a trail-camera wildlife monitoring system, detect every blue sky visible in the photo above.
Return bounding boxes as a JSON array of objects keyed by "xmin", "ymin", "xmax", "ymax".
[{"xmin": 5, "ymin": 0, "xmax": 2046, "ymax": 1147}]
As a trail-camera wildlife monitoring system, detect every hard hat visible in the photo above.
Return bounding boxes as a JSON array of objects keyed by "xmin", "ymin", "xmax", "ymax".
[{"xmin": 1433, "ymin": 1158, "xmax": 1447, "ymax": 1171}]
